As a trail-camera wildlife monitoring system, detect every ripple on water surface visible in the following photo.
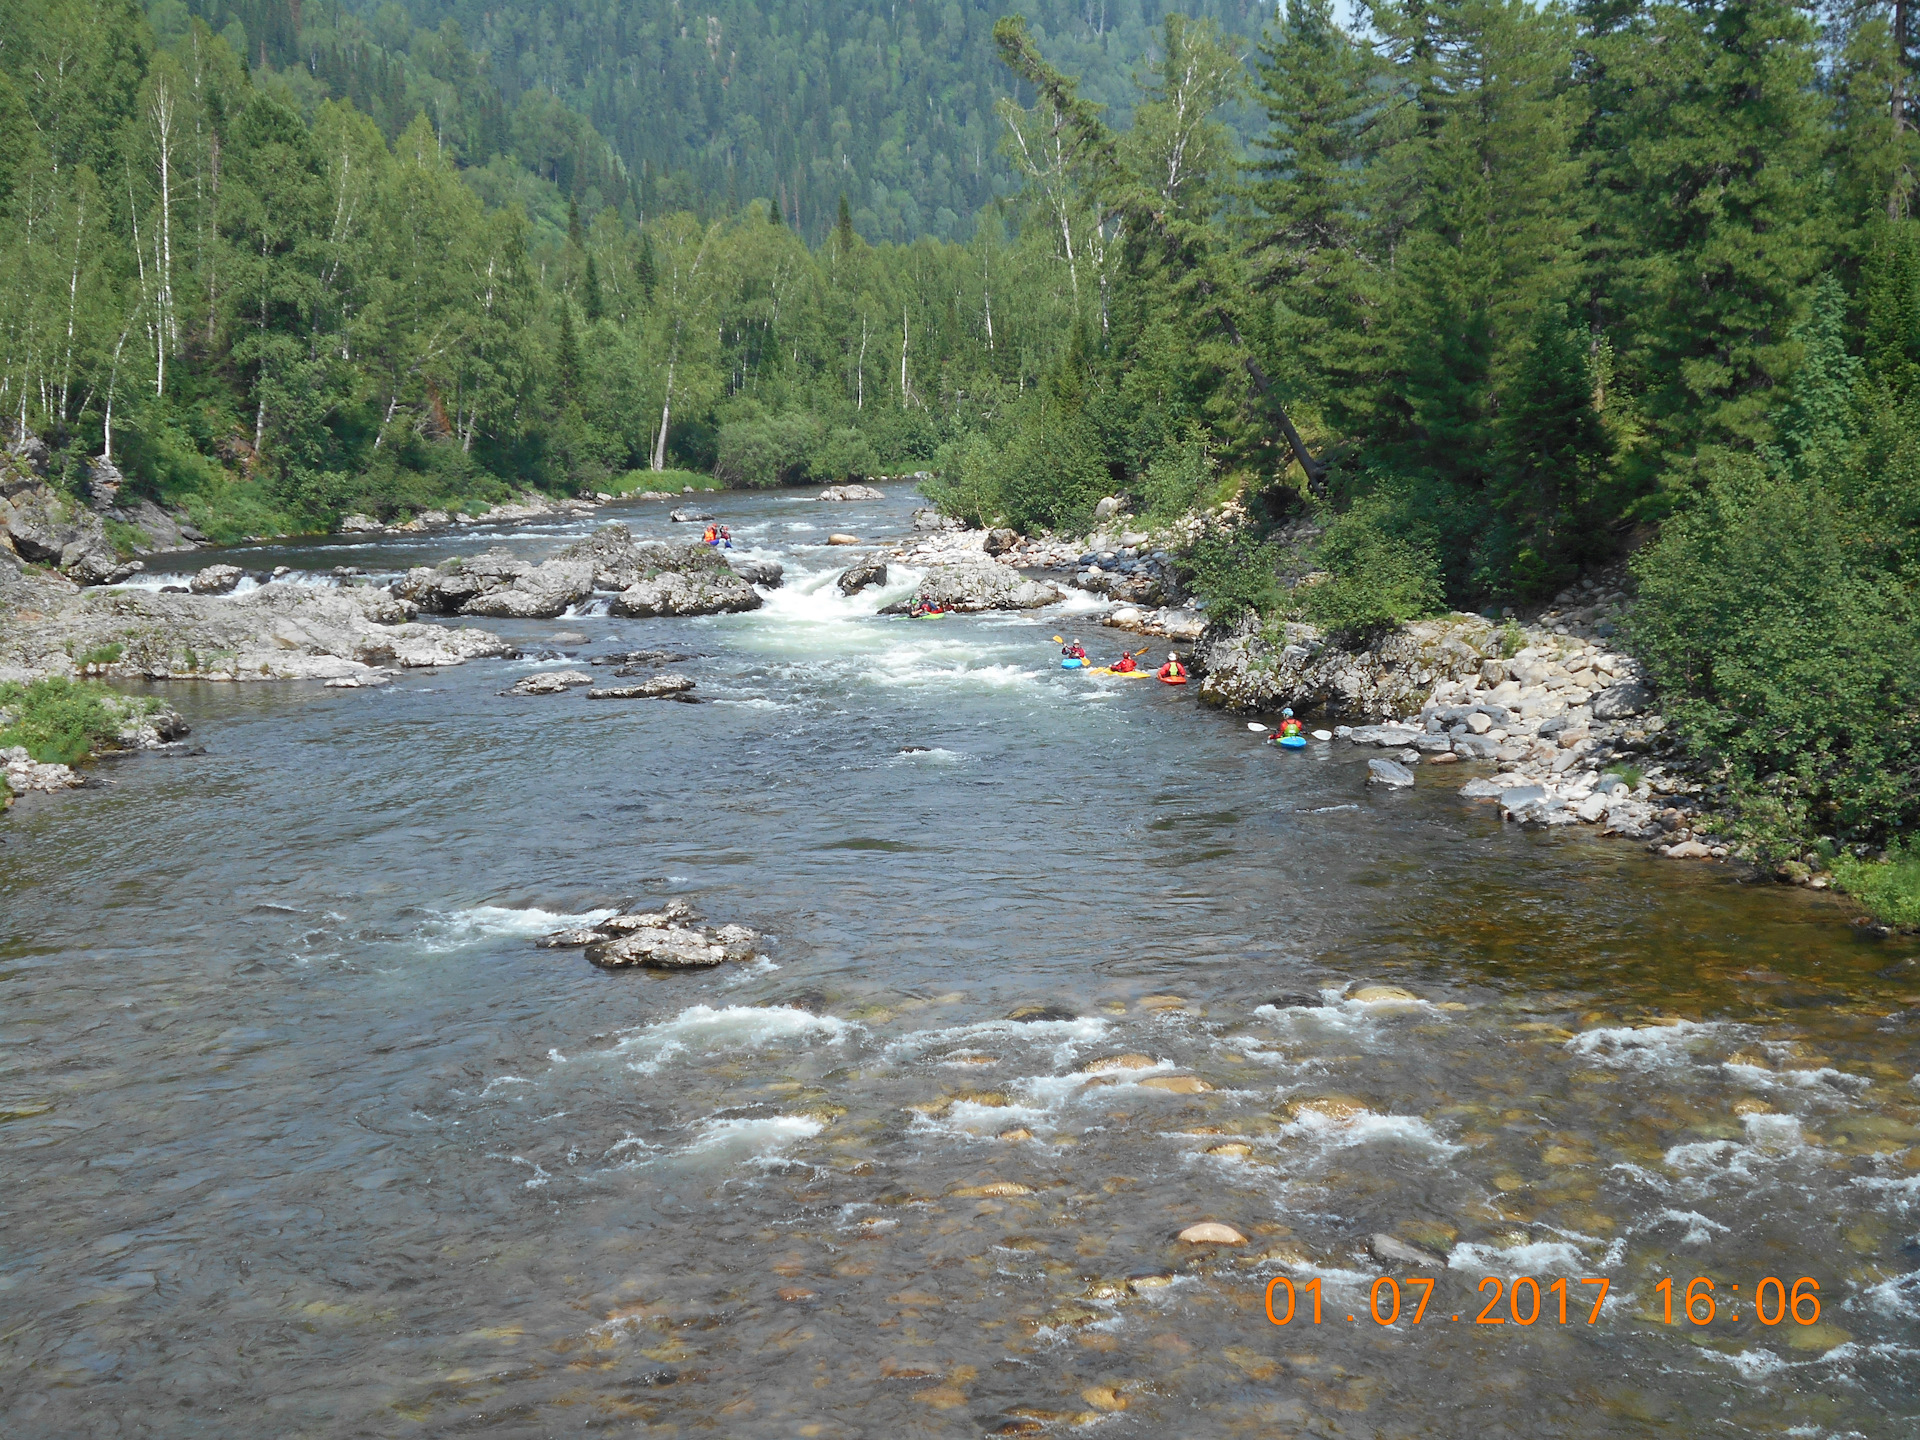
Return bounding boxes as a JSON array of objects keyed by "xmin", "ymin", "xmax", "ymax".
[{"xmin": 2, "ymin": 487, "xmax": 1917, "ymax": 1437}]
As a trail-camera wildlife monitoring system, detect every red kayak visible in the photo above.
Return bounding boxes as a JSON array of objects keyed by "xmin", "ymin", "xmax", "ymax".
[{"xmin": 1159, "ymin": 674, "xmax": 1188, "ymax": 686}]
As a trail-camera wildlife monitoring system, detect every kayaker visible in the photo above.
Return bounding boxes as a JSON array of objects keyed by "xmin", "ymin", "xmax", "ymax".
[
  {"xmin": 1061, "ymin": 640, "xmax": 1088, "ymax": 663},
  {"xmin": 1111, "ymin": 652, "xmax": 1139, "ymax": 674},
  {"xmin": 702, "ymin": 524, "xmax": 718, "ymax": 545},
  {"xmin": 1279, "ymin": 708, "xmax": 1303, "ymax": 738},
  {"xmin": 719, "ymin": 525, "xmax": 733, "ymax": 549},
  {"xmin": 1157, "ymin": 654, "xmax": 1186, "ymax": 682}
]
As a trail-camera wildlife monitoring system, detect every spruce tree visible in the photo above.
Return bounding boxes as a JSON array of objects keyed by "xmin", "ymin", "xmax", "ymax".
[{"xmin": 583, "ymin": 252, "xmax": 604, "ymax": 323}]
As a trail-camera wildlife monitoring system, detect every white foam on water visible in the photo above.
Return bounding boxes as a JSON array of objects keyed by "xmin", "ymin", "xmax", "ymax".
[
  {"xmin": 887, "ymin": 1016, "xmax": 1111, "ymax": 1068},
  {"xmin": 1051, "ymin": 588, "xmax": 1113, "ymax": 614},
  {"xmin": 481, "ymin": 1075, "xmax": 533, "ymax": 1096},
  {"xmin": 682, "ymin": 1113, "xmax": 824, "ymax": 1161},
  {"xmin": 892, "ymin": 747, "xmax": 966, "ymax": 764},
  {"xmin": 614, "ymin": 1004, "xmax": 853, "ymax": 1074},
  {"xmin": 708, "ymin": 696, "xmax": 790, "ymax": 710},
  {"xmin": 720, "ymin": 957, "xmax": 780, "ymax": 987},
  {"xmin": 1278, "ymin": 1107, "xmax": 1460, "ymax": 1154},
  {"xmin": 1566, "ymin": 1019, "xmax": 1721, "ymax": 1070},
  {"xmin": 1651, "ymin": 1208, "xmax": 1729, "ymax": 1244},
  {"xmin": 1703, "ymin": 1347, "xmax": 1791, "ymax": 1381},
  {"xmin": 1722, "ymin": 1062, "xmax": 1872, "ymax": 1095},
  {"xmin": 1447, "ymin": 1239, "xmax": 1588, "ymax": 1274},
  {"xmin": 416, "ymin": 904, "xmax": 616, "ymax": 952},
  {"xmin": 1864, "ymin": 1271, "xmax": 1920, "ymax": 1320}
]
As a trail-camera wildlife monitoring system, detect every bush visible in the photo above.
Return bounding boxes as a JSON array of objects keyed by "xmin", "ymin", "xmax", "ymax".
[
  {"xmin": 1832, "ymin": 841, "xmax": 1920, "ymax": 928},
  {"xmin": 1182, "ymin": 531, "xmax": 1281, "ymax": 623},
  {"xmin": 0, "ymin": 678, "xmax": 126, "ymax": 765},
  {"xmin": 1142, "ymin": 435, "xmax": 1211, "ymax": 523},
  {"xmin": 1628, "ymin": 453, "xmax": 1920, "ymax": 852},
  {"xmin": 713, "ymin": 413, "xmax": 821, "ymax": 488},
  {"xmin": 1299, "ymin": 494, "xmax": 1445, "ymax": 636}
]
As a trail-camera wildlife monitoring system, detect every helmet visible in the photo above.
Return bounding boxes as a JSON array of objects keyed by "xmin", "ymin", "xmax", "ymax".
[{"xmin": 1282, "ymin": 708, "xmax": 1293, "ymax": 717}]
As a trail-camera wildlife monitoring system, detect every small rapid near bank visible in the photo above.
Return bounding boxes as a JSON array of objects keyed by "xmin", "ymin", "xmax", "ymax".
[{"xmin": 2, "ymin": 487, "xmax": 1917, "ymax": 1437}]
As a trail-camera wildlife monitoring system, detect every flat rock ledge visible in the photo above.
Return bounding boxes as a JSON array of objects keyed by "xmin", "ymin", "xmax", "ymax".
[
  {"xmin": 0, "ymin": 571, "xmax": 515, "ymax": 685},
  {"xmin": 536, "ymin": 900, "xmax": 764, "ymax": 971}
]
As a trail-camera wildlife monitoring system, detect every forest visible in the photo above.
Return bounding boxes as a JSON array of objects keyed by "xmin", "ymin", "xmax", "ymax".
[{"xmin": 0, "ymin": 0, "xmax": 1915, "ymax": 872}]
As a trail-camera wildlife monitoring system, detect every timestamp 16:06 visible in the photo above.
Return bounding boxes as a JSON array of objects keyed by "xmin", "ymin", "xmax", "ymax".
[{"xmin": 1264, "ymin": 1276, "xmax": 1824, "ymax": 1327}]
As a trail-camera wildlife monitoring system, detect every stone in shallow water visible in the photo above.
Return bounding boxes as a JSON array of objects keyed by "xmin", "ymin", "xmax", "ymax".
[
  {"xmin": 1367, "ymin": 758, "xmax": 1415, "ymax": 788},
  {"xmin": 1138, "ymin": 1075, "xmax": 1212, "ymax": 1095},
  {"xmin": 949, "ymin": 1181, "xmax": 1032, "ymax": 1197},
  {"xmin": 585, "ymin": 675, "xmax": 696, "ymax": 700},
  {"xmin": 1177, "ymin": 1222, "xmax": 1246, "ymax": 1245},
  {"xmin": 1080, "ymin": 1054, "xmax": 1155, "ymax": 1074},
  {"xmin": 1285, "ymin": 1096, "xmax": 1370, "ymax": 1122},
  {"xmin": 1007, "ymin": 1003, "xmax": 1077, "ymax": 1022},
  {"xmin": 1206, "ymin": 1142, "xmax": 1254, "ymax": 1159},
  {"xmin": 1369, "ymin": 1232, "xmax": 1448, "ymax": 1268},
  {"xmin": 1349, "ymin": 984, "xmax": 1420, "ymax": 1003}
]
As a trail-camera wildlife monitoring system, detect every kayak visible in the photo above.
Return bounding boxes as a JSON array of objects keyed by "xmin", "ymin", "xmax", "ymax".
[
  {"xmin": 911, "ymin": 611, "xmax": 948, "ymax": 619},
  {"xmin": 1274, "ymin": 734, "xmax": 1307, "ymax": 749},
  {"xmin": 1159, "ymin": 675, "xmax": 1188, "ymax": 686},
  {"xmin": 1090, "ymin": 667, "xmax": 1154, "ymax": 678},
  {"xmin": 1061, "ymin": 658, "xmax": 1086, "ymax": 668}
]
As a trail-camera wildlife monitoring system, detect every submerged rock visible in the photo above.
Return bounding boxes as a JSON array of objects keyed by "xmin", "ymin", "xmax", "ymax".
[{"xmin": 1369, "ymin": 1233, "xmax": 1448, "ymax": 1268}]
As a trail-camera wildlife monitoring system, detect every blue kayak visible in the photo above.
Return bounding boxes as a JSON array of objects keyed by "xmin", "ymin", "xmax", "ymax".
[
  {"xmin": 1061, "ymin": 658, "xmax": 1086, "ymax": 669},
  {"xmin": 1275, "ymin": 734, "xmax": 1307, "ymax": 749}
]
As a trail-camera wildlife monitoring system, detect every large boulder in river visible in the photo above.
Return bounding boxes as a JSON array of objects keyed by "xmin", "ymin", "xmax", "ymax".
[
  {"xmin": 837, "ymin": 559, "xmax": 888, "ymax": 595},
  {"xmin": 819, "ymin": 483, "xmax": 884, "ymax": 501},
  {"xmin": 457, "ymin": 558, "xmax": 593, "ymax": 619},
  {"xmin": 586, "ymin": 924, "xmax": 727, "ymax": 969},
  {"xmin": 900, "ymin": 558, "xmax": 1063, "ymax": 612},
  {"xmin": 728, "ymin": 556, "xmax": 784, "ymax": 587},
  {"xmin": 190, "ymin": 563, "xmax": 244, "ymax": 595},
  {"xmin": 610, "ymin": 569, "xmax": 761, "ymax": 617}
]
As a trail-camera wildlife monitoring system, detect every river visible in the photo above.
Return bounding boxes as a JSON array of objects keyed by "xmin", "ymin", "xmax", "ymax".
[{"xmin": 3, "ymin": 488, "xmax": 1917, "ymax": 1437}]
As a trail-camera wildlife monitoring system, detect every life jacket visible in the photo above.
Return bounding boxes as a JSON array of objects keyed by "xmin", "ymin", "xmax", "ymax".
[{"xmin": 1281, "ymin": 718, "xmax": 1302, "ymax": 736}]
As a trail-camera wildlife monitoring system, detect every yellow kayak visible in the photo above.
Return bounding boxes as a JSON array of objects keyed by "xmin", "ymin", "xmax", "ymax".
[{"xmin": 1089, "ymin": 667, "xmax": 1155, "ymax": 678}]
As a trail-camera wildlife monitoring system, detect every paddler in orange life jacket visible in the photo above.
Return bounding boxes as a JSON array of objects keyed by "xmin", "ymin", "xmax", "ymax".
[
  {"xmin": 1157, "ymin": 653, "xmax": 1186, "ymax": 681},
  {"xmin": 702, "ymin": 524, "xmax": 719, "ymax": 545}
]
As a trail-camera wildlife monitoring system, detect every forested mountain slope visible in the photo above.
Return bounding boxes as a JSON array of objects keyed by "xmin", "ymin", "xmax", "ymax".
[{"xmin": 173, "ymin": 0, "xmax": 1271, "ymax": 243}]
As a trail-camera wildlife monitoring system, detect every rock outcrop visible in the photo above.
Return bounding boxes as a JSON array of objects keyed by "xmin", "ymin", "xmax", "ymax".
[
  {"xmin": 507, "ymin": 669, "xmax": 594, "ymax": 695},
  {"xmin": 586, "ymin": 675, "xmax": 697, "ymax": 699},
  {"xmin": 610, "ymin": 570, "xmax": 760, "ymax": 617},
  {"xmin": 819, "ymin": 483, "xmax": 884, "ymax": 501},
  {"xmin": 0, "ymin": 574, "xmax": 515, "ymax": 685}
]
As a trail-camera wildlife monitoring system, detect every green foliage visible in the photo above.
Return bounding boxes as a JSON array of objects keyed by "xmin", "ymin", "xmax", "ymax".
[
  {"xmin": 1499, "ymin": 621, "xmax": 1526, "ymax": 659},
  {"xmin": 1142, "ymin": 435, "xmax": 1213, "ymax": 524},
  {"xmin": 1831, "ymin": 842, "xmax": 1920, "ymax": 928},
  {"xmin": 1629, "ymin": 279, "xmax": 1920, "ymax": 851},
  {"xmin": 0, "ymin": 678, "xmax": 125, "ymax": 765},
  {"xmin": 1602, "ymin": 764, "xmax": 1645, "ymax": 792},
  {"xmin": 1182, "ymin": 531, "xmax": 1282, "ymax": 625},
  {"xmin": 1298, "ymin": 494, "xmax": 1446, "ymax": 637},
  {"xmin": 74, "ymin": 642, "xmax": 125, "ymax": 668}
]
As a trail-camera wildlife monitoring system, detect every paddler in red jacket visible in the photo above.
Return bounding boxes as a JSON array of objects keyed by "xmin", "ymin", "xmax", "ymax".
[{"xmin": 1157, "ymin": 654, "xmax": 1186, "ymax": 681}]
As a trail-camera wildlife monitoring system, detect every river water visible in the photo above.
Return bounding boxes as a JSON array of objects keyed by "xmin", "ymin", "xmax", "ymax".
[{"xmin": 3, "ymin": 489, "xmax": 1918, "ymax": 1438}]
